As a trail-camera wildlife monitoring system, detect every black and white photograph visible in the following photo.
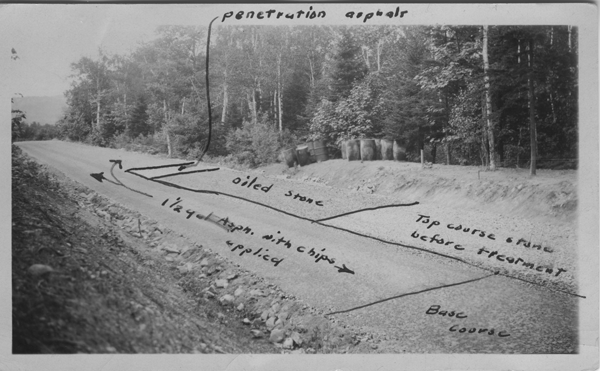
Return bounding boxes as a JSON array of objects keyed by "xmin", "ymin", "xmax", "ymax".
[{"xmin": 2, "ymin": 3, "xmax": 598, "ymax": 370}]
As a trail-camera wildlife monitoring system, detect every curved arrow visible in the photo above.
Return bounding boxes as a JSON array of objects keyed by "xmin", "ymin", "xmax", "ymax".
[
  {"xmin": 108, "ymin": 160, "xmax": 153, "ymax": 198},
  {"xmin": 109, "ymin": 159, "xmax": 122, "ymax": 170}
]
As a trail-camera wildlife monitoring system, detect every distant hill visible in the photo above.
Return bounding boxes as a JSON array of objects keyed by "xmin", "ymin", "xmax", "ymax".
[{"xmin": 12, "ymin": 96, "xmax": 67, "ymax": 125}]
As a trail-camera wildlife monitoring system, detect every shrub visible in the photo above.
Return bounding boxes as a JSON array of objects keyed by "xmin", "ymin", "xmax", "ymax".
[{"xmin": 225, "ymin": 118, "xmax": 284, "ymax": 167}]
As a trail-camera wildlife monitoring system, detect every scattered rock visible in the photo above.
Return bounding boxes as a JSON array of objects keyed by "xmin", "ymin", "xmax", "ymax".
[
  {"xmin": 28, "ymin": 264, "xmax": 54, "ymax": 276},
  {"xmin": 105, "ymin": 346, "xmax": 117, "ymax": 353},
  {"xmin": 290, "ymin": 348, "xmax": 306, "ymax": 354},
  {"xmin": 215, "ymin": 279, "xmax": 229, "ymax": 288},
  {"xmin": 282, "ymin": 337, "xmax": 294, "ymax": 349},
  {"xmin": 269, "ymin": 328, "xmax": 285, "ymax": 343},
  {"xmin": 236, "ymin": 303, "xmax": 244, "ymax": 311},
  {"xmin": 200, "ymin": 258, "xmax": 209, "ymax": 266},
  {"xmin": 234, "ymin": 288, "xmax": 244, "ymax": 297},
  {"xmin": 242, "ymin": 318, "xmax": 251, "ymax": 325},
  {"xmin": 161, "ymin": 246, "xmax": 180, "ymax": 254},
  {"xmin": 290, "ymin": 331, "xmax": 303, "ymax": 346},
  {"xmin": 265, "ymin": 317, "xmax": 276, "ymax": 330},
  {"xmin": 251, "ymin": 318, "xmax": 262, "ymax": 328},
  {"xmin": 178, "ymin": 262, "xmax": 194, "ymax": 274},
  {"xmin": 306, "ymin": 348, "xmax": 316, "ymax": 354},
  {"xmin": 250, "ymin": 289, "xmax": 264, "ymax": 297},
  {"xmin": 227, "ymin": 273, "xmax": 238, "ymax": 280},
  {"xmin": 219, "ymin": 294, "xmax": 235, "ymax": 305},
  {"xmin": 251, "ymin": 329, "xmax": 264, "ymax": 338},
  {"xmin": 260, "ymin": 310, "xmax": 270, "ymax": 321},
  {"xmin": 278, "ymin": 311, "xmax": 289, "ymax": 321}
]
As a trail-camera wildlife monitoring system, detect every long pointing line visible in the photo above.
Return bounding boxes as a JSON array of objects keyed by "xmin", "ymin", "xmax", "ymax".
[
  {"xmin": 315, "ymin": 202, "xmax": 419, "ymax": 222},
  {"xmin": 125, "ymin": 162, "xmax": 195, "ymax": 172},
  {"xmin": 150, "ymin": 167, "xmax": 220, "ymax": 180},
  {"xmin": 126, "ymin": 171, "xmax": 585, "ymax": 299},
  {"xmin": 325, "ymin": 273, "xmax": 497, "ymax": 316}
]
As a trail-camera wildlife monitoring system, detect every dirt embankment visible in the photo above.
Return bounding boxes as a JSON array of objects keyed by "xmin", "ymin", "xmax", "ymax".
[
  {"xmin": 12, "ymin": 146, "xmax": 378, "ymax": 354},
  {"xmin": 259, "ymin": 159, "xmax": 577, "ymax": 224}
]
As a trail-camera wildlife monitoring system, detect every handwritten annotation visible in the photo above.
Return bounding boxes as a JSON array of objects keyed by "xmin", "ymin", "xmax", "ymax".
[
  {"xmin": 284, "ymin": 190, "xmax": 324, "ymax": 206},
  {"xmin": 233, "ymin": 175, "xmax": 325, "ymax": 206},
  {"xmin": 226, "ymin": 240, "xmax": 284, "ymax": 267},
  {"xmin": 426, "ymin": 305, "xmax": 510, "ymax": 337},
  {"xmin": 221, "ymin": 6, "xmax": 408, "ymax": 23},
  {"xmin": 217, "ymin": 216, "xmax": 354, "ymax": 274},
  {"xmin": 412, "ymin": 215, "xmax": 565, "ymax": 277},
  {"xmin": 161, "ymin": 197, "xmax": 229, "ymax": 232},
  {"xmin": 262, "ymin": 231, "xmax": 336, "ymax": 265}
]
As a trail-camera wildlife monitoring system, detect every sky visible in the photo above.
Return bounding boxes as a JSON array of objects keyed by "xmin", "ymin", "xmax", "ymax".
[
  {"xmin": 0, "ymin": 3, "xmax": 593, "ymax": 100},
  {"xmin": 1, "ymin": 3, "xmax": 367, "ymax": 99},
  {"xmin": 1, "ymin": 4, "xmax": 224, "ymax": 97}
]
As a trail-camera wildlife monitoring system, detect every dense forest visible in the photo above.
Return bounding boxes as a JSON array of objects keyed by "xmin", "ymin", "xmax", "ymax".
[{"xmin": 17, "ymin": 25, "xmax": 578, "ymax": 171}]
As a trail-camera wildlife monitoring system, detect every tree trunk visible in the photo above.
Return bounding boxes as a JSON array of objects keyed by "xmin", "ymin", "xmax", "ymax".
[
  {"xmin": 480, "ymin": 94, "xmax": 489, "ymax": 167},
  {"xmin": 528, "ymin": 38, "xmax": 537, "ymax": 176},
  {"xmin": 124, "ymin": 93, "xmax": 129, "ymax": 133},
  {"xmin": 247, "ymin": 91, "xmax": 258, "ymax": 124},
  {"xmin": 516, "ymin": 127, "xmax": 523, "ymax": 168},
  {"xmin": 444, "ymin": 92, "xmax": 451, "ymax": 165},
  {"xmin": 163, "ymin": 99, "xmax": 172, "ymax": 158},
  {"xmin": 96, "ymin": 99, "xmax": 101, "ymax": 132},
  {"xmin": 376, "ymin": 41, "xmax": 382, "ymax": 72},
  {"xmin": 221, "ymin": 85, "xmax": 228, "ymax": 126},
  {"xmin": 361, "ymin": 46, "xmax": 370, "ymax": 70},
  {"xmin": 277, "ymin": 53, "xmax": 283, "ymax": 132},
  {"xmin": 308, "ymin": 55, "xmax": 315, "ymax": 88},
  {"xmin": 95, "ymin": 73, "xmax": 101, "ymax": 132},
  {"xmin": 482, "ymin": 25, "xmax": 496, "ymax": 170}
]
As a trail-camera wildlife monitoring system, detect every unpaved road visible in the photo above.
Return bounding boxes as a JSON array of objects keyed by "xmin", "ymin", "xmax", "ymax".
[{"xmin": 17, "ymin": 140, "xmax": 579, "ymax": 353}]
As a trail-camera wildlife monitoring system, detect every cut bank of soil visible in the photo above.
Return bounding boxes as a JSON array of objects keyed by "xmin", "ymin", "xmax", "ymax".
[
  {"xmin": 12, "ymin": 146, "xmax": 370, "ymax": 354},
  {"xmin": 258, "ymin": 159, "xmax": 577, "ymax": 225}
]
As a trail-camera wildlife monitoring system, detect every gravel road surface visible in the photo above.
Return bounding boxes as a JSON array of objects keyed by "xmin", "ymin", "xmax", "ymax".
[{"xmin": 17, "ymin": 140, "xmax": 580, "ymax": 353}]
